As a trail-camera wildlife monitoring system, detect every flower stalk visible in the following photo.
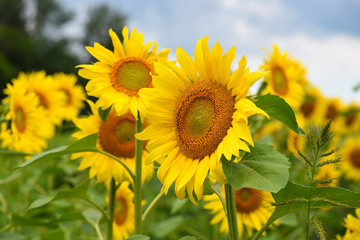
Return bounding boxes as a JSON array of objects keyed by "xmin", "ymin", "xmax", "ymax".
[
  {"xmin": 225, "ymin": 183, "xmax": 240, "ymax": 240},
  {"xmin": 134, "ymin": 111, "xmax": 143, "ymax": 234},
  {"xmin": 107, "ymin": 178, "xmax": 116, "ymax": 240}
]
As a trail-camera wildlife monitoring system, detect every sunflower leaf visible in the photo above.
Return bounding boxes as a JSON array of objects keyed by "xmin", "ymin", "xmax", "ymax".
[
  {"xmin": 12, "ymin": 134, "xmax": 98, "ymax": 171},
  {"xmin": 221, "ymin": 142, "xmax": 290, "ymax": 193},
  {"xmin": 98, "ymin": 105, "xmax": 112, "ymax": 123},
  {"xmin": 254, "ymin": 94, "xmax": 305, "ymax": 136},
  {"xmin": 251, "ymin": 182, "xmax": 360, "ymax": 240}
]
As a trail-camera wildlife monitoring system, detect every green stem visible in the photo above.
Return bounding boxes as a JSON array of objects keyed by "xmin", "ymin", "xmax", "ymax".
[
  {"xmin": 306, "ymin": 148, "xmax": 320, "ymax": 240},
  {"xmin": 107, "ymin": 178, "xmax": 116, "ymax": 240},
  {"xmin": 134, "ymin": 112, "xmax": 143, "ymax": 234},
  {"xmin": 142, "ymin": 192, "xmax": 163, "ymax": 222},
  {"xmin": 225, "ymin": 183, "xmax": 240, "ymax": 240},
  {"xmin": 84, "ymin": 198, "xmax": 109, "ymax": 223}
]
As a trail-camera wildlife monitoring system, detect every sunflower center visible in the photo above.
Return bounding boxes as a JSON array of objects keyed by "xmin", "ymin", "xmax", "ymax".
[
  {"xmin": 235, "ymin": 188, "xmax": 263, "ymax": 213},
  {"xmin": 271, "ymin": 66, "xmax": 288, "ymax": 95},
  {"xmin": 174, "ymin": 80, "xmax": 234, "ymax": 159},
  {"xmin": 300, "ymin": 101, "xmax": 315, "ymax": 117},
  {"xmin": 345, "ymin": 112, "xmax": 357, "ymax": 127},
  {"xmin": 98, "ymin": 113, "xmax": 136, "ymax": 158},
  {"xmin": 114, "ymin": 197, "xmax": 128, "ymax": 225},
  {"xmin": 60, "ymin": 88, "xmax": 73, "ymax": 105},
  {"xmin": 34, "ymin": 91, "xmax": 49, "ymax": 109},
  {"xmin": 184, "ymin": 98, "xmax": 215, "ymax": 139},
  {"xmin": 111, "ymin": 58, "xmax": 153, "ymax": 97},
  {"xmin": 326, "ymin": 104, "xmax": 338, "ymax": 120},
  {"xmin": 350, "ymin": 149, "xmax": 360, "ymax": 168},
  {"xmin": 14, "ymin": 107, "xmax": 26, "ymax": 132}
]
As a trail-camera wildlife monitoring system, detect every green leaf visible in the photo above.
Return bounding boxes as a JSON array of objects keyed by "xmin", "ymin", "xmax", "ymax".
[
  {"xmin": 28, "ymin": 180, "xmax": 90, "ymax": 210},
  {"xmin": 126, "ymin": 236, "xmax": 151, "ymax": 240},
  {"xmin": 148, "ymin": 215, "xmax": 186, "ymax": 238},
  {"xmin": 0, "ymin": 232, "xmax": 27, "ymax": 240},
  {"xmin": 222, "ymin": 143, "xmax": 290, "ymax": 193},
  {"xmin": 12, "ymin": 134, "xmax": 98, "ymax": 171},
  {"xmin": 98, "ymin": 105, "xmax": 112, "ymax": 122},
  {"xmin": 251, "ymin": 182, "xmax": 360, "ymax": 239},
  {"xmin": 40, "ymin": 229, "xmax": 65, "ymax": 240},
  {"xmin": 0, "ymin": 149, "xmax": 31, "ymax": 156},
  {"xmin": 254, "ymin": 94, "xmax": 305, "ymax": 136},
  {"xmin": 82, "ymin": 209, "xmax": 102, "ymax": 225},
  {"xmin": 179, "ymin": 237, "xmax": 197, "ymax": 240}
]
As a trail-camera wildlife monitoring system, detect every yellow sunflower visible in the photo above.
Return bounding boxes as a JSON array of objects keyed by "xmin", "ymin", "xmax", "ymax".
[
  {"xmin": 203, "ymin": 186, "xmax": 275, "ymax": 237},
  {"xmin": 71, "ymin": 101, "xmax": 153, "ymax": 183},
  {"xmin": 15, "ymin": 71, "xmax": 66, "ymax": 126},
  {"xmin": 77, "ymin": 27, "xmax": 170, "ymax": 120},
  {"xmin": 136, "ymin": 37, "xmax": 268, "ymax": 203},
  {"xmin": 336, "ymin": 103, "xmax": 360, "ymax": 136},
  {"xmin": 112, "ymin": 182, "xmax": 134, "ymax": 240},
  {"xmin": 296, "ymin": 87, "xmax": 326, "ymax": 126},
  {"xmin": 260, "ymin": 45, "xmax": 306, "ymax": 110},
  {"xmin": 336, "ymin": 209, "xmax": 360, "ymax": 240},
  {"xmin": 53, "ymin": 72, "xmax": 85, "ymax": 121},
  {"xmin": 339, "ymin": 136, "xmax": 360, "ymax": 182},
  {"xmin": 286, "ymin": 129, "xmax": 306, "ymax": 156},
  {"xmin": 0, "ymin": 81, "xmax": 54, "ymax": 153}
]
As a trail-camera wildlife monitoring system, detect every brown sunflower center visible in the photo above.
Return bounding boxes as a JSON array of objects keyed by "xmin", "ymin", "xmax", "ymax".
[
  {"xmin": 114, "ymin": 197, "xmax": 128, "ymax": 225},
  {"xmin": 174, "ymin": 80, "xmax": 234, "ymax": 159},
  {"xmin": 235, "ymin": 188, "xmax": 263, "ymax": 213},
  {"xmin": 271, "ymin": 66, "xmax": 288, "ymax": 95},
  {"xmin": 350, "ymin": 148, "xmax": 360, "ymax": 168},
  {"xmin": 14, "ymin": 106, "xmax": 26, "ymax": 132},
  {"xmin": 60, "ymin": 88, "xmax": 73, "ymax": 106},
  {"xmin": 34, "ymin": 91, "xmax": 49, "ymax": 109},
  {"xmin": 345, "ymin": 112, "xmax": 357, "ymax": 127},
  {"xmin": 300, "ymin": 101, "xmax": 315, "ymax": 117},
  {"xmin": 111, "ymin": 58, "xmax": 153, "ymax": 96},
  {"xmin": 326, "ymin": 104, "xmax": 338, "ymax": 120},
  {"xmin": 98, "ymin": 113, "xmax": 136, "ymax": 158}
]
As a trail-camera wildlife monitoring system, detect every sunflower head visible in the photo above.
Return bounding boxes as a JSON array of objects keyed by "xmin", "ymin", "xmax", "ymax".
[
  {"xmin": 77, "ymin": 27, "xmax": 170, "ymax": 120},
  {"xmin": 340, "ymin": 136, "xmax": 360, "ymax": 182},
  {"xmin": 72, "ymin": 101, "xmax": 153, "ymax": 184},
  {"xmin": 137, "ymin": 36, "xmax": 268, "ymax": 203},
  {"xmin": 260, "ymin": 44, "xmax": 306, "ymax": 110}
]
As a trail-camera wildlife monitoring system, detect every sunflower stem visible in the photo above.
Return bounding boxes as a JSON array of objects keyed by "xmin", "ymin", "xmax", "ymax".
[
  {"xmin": 134, "ymin": 112, "xmax": 143, "ymax": 235},
  {"xmin": 107, "ymin": 178, "xmax": 116, "ymax": 240},
  {"xmin": 142, "ymin": 192, "xmax": 163, "ymax": 222},
  {"xmin": 225, "ymin": 183, "xmax": 240, "ymax": 240}
]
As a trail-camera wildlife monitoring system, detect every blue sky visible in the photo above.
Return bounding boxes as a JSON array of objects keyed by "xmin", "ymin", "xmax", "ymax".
[{"xmin": 61, "ymin": 0, "xmax": 360, "ymax": 103}]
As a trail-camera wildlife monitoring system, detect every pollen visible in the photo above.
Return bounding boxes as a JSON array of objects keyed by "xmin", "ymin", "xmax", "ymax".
[
  {"xmin": 98, "ymin": 113, "xmax": 136, "ymax": 158},
  {"xmin": 271, "ymin": 66, "xmax": 288, "ymax": 95},
  {"xmin": 111, "ymin": 57, "xmax": 153, "ymax": 96},
  {"xmin": 235, "ymin": 188, "xmax": 263, "ymax": 213},
  {"xmin": 174, "ymin": 80, "xmax": 234, "ymax": 159}
]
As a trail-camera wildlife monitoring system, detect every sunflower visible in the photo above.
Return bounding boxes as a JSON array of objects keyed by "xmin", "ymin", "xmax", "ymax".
[
  {"xmin": 203, "ymin": 186, "xmax": 275, "ymax": 237},
  {"xmin": 339, "ymin": 136, "xmax": 360, "ymax": 182},
  {"xmin": 53, "ymin": 72, "xmax": 85, "ymax": 121},
  {"xmin": 77, "ymin": 27, "xmax": 170, "ymax": 120},
  {"xmin": 260, "ymin": 45, "xmax": 306, "ymax": 110},
  {"xmin": 336, "ymin": 209, "xmax": 360, "ymax": 240},
  {"xmin": 71, "ymin": 101, "xmax": 153, "ymax": 183},
  {"xmin": 286, "ymin": 129, "xmax": 306, "ymax": 156},
  {"xmin": 0, "ymin": 80, "xmax": 54, "ymax": 153},
  {"xmin": 111, "ymin": 182, "xmax": 135, "ymax": 240},
  {"xmin": 336, "ymin": 103, "xmax": 360, "ymax": 136},
  {"xmin": 136, "ymin": 37, "xmax": 268, "ymax": 203},
  {"xmin": 296, "ymin": 87, "xmax": 326, "ymax": 126},
  {"xmin": 15, "ymin": 71, "xmax": 66, "ymax": 126}
]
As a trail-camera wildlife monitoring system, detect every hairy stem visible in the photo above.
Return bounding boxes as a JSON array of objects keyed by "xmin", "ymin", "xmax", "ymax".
[
  {"xmin": 134, "ymin": 112, "xmax": 143, "ymax": 234},
  {"xmin": 225, "ymin": 183, "xmax": 240, "ymax": 240}
]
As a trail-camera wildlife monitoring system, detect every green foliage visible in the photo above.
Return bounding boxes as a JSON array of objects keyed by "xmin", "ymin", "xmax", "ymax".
[
  {"xmin": 254, "ymin": 94, "xmax": 305, "ymax": 136},
  {"xmin": 98, "ymin": 105, "xmax": 112, "ymax": 123},
  {"xmin": 127, "ymin": 235, "xmax": 151, "ymax": 240},
  {"xmin": 221, "ymin": 143, "xmax": 290, "ymax": 192}
]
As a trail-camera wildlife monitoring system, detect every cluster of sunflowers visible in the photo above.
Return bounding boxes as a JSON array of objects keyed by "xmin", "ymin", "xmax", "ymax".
[
  {"xmin": 1, "ymin": 26, "xmax": 360, "ymax": 240},
  {"xmin": 1, "ymin": 71, "xmax": 85, "ymax": 154}
]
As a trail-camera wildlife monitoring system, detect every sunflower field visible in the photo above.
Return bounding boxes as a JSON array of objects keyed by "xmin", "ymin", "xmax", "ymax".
[{"xmin": 1, "ymin": 2, "xmax": 360, "ymax": 240}]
